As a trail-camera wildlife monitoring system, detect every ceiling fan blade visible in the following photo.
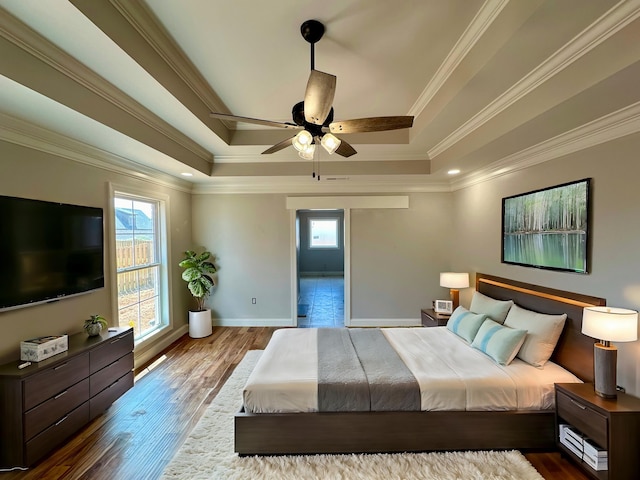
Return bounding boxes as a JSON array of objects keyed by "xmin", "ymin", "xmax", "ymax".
[
  {"xmin": 335, "ymin": 139, "xmax": 357, "ymax": 158},
  {"xmin": 329, "ymin": 116, "xmax": 414, "ymax": 134},
  {"xmin": 262, "ymin": 136, "xmax": 295, "ymax": 154},
  {"xmin": 304, "ymin": 70, "xmax": 337, "ymax": 125},
  {"xmin": 210, "ymin": 112, "xmax": 300, "ymax": 129}
]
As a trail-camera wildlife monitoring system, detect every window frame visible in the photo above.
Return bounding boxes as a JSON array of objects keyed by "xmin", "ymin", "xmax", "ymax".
[
  {"xmin": 109, "ymin": 184, "xmax": 172, "ymax": 347},
  {"xmin": 308, "ymin": 216, "xmax": 340, "ymax": 249}
]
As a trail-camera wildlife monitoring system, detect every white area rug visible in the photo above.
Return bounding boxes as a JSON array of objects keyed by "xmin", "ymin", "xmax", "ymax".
[{"xmin": 161, "ymin": 350, "xmax": 544, "ymax": 480}]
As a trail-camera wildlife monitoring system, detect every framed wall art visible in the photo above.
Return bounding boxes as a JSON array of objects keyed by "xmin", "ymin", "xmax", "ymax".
[{"xmin": 501, "ymin": 178, "xmax": 591, "ymax": 274}]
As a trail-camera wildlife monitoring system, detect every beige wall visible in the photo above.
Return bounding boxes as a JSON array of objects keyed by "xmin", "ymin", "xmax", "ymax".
[
  {"xmin": 452, "ymin": 131, "xmax": 640, "ymax": 396},
  {"xmin": 0, "ymin": 141, "xmax": 193, "ymax": 365},
  {"xmin": 193, "ymin": 192, "xmax": 455, "ymax": 324},
  {"xmin": 192, "ymin": 194, "xmax": 292, "ymax": 322}
]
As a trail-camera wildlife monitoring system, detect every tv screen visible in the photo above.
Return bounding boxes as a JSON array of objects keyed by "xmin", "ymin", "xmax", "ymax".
[
  {"xmin": 0, "ymin": 195, "xmax": 104, "ymax": 312},
  {"xmin": 502, "ymin": 178, "xmax": 590, "ymax": 274}
]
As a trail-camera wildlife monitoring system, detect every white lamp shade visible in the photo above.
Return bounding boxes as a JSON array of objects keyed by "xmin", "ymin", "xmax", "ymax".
[
  {"xmin": 582, "ymin": 306, "xmax": 638, "ymax": 342},
  {"xmin": 297, "ymin": 143, "xmax": 315, "ymax": 160},
  {"xmin": 320, "ymin": 133, "xmax": 341, "ymax": 154},
  {"xmin": 292, "ymin": 130, "xmax": 313, "ymax": 152},
  {"xmin": 440, "ymin": 272, "xmax": 469, "ymax": 289}
]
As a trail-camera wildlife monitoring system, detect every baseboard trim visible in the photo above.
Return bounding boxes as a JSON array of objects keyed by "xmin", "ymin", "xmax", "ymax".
[{"xmin": 214, "ymin": 318, "xmax": 296, "ymax": 327}]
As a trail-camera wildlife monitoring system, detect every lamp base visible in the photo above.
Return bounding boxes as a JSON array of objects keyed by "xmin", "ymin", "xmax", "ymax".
[
  {"xmin": 450, "ymin": 289, "xmax": 460, "ymax": 311},
  {"xmin": 594, "ymin": 343, "xmax": 617, "ymax": 399}
]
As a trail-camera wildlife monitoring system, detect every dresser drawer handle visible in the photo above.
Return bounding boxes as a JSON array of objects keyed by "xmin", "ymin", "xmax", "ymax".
[
  {"xmin": 54, "ymin": 390, "xmax": 67, "ymax": 400},
  {"xmin": 110, "ymin": 338, "xmax": 121, "ymax": 344},
  {"xmin": 55, "ymin": 415, "xmax": 68, "ymax": 426},
  {"xmin": 53, "ymin": 362, "xmax": 68, "ymax": 371},
  {"xmin": 569, "ymin": 398, "xmax": 587, "ymax": 410}
]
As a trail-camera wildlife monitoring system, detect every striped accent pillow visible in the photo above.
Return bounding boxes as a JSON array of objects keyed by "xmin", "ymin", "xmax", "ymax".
[
  {"xmin": 446, "ymin": 306, "xmax": 487, "ymax": 343},
  {"xmin": 471, "ymin": 319, "xmax": 527, "ymax": 365}
]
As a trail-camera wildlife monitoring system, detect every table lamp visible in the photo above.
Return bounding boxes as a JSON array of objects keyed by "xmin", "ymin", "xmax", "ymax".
[
  {"xmin": 439, "ymin": 272, "xmax": 469, "ymax": 311},
  {"xmin": 582, "ymin": 306, "xmax": 638, "ymax": 398}
]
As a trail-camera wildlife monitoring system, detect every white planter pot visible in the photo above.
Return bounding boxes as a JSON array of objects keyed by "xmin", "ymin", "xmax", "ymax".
[{"xmin": 188, "ymin": 309, "xmax": 212, "ymax": 338}]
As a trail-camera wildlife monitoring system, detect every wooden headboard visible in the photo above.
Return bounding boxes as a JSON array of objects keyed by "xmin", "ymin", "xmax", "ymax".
[{"xmin": 476, "ymin": 273, "xmax": 606, "ymax": 383}]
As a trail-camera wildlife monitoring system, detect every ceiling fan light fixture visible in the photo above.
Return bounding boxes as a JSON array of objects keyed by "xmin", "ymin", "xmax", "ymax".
[
  {"xmin": 321, "ymin": 133, "xmax": 341, "ymax": 154},
  {"xmin": 292, "ymin": 130, "xmax": 313, "ymax": 152},
  {"xmin": 298, "ymin": 143, "xmax": 315, "ymax": 160}
]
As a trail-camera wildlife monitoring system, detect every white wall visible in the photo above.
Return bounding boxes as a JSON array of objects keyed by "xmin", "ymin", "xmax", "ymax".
[
  {"xmin": 0, "ymin": 140, "xmax": 193, "ymax": 365},
  {"xmin": 452, "ymin": 131, "xmax": 640, "ymax": 396}
]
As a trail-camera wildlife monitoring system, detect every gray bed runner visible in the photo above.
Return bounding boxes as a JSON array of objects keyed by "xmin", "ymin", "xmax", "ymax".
[{"xmin": 317, "ymin": 328, "xmax": 420, "ymax": 412}]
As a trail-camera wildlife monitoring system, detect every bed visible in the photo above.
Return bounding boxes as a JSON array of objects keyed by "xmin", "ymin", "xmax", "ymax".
[{"xmin": 235, "ymin": 273, "xmax": 606, "ymax": 455}]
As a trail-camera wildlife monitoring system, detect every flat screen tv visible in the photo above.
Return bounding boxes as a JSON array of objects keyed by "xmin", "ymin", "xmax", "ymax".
[
  {"xmin": 0, "ymin": 195, "xmax": 104, "ymax": 312},
  {"xmin": 502, "ymin": 178, "xmax": 590, "ymax": 274}
]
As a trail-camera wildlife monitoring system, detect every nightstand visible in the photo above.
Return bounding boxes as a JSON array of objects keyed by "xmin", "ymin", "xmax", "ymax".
[
  {"xmin": 420, "ymin": 308, "xmax": 449, "ymax": 327},
  {"xmin": 555, "ymin": 383, "xmax": 640, "ymax": 480}
]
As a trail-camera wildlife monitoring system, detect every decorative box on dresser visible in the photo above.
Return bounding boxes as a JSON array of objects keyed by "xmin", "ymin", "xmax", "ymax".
[
  {"xmin": 0, "ymin": 327, "xmax": 134, "ymax": 468},
  {"xmin": 555, "ymin": 382, "xmax": 640, "ymax": 480},
  {"xmin": 420, "ymin": 308, "xmax": 449, "ymax": 327}
]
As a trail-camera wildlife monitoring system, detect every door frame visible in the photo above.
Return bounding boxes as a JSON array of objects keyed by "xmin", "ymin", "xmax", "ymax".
[{"xmin": 287, "ymin": 195, "xmax": 409, "ymax": 327}]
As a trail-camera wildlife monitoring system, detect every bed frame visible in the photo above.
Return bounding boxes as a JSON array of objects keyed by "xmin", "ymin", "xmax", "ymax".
[{"xmin": 235, "ymin": 273, "xmax": 605, "ymax": 455}]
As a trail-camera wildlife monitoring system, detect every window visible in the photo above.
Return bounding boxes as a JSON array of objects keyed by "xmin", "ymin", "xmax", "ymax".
[
  {"xmin": 114, "ymin": 194, "xmax": 166, "ymax": 340},
  {"xmin": 309, "ymin": 217, "xmax": 339, "ymax": 249}
]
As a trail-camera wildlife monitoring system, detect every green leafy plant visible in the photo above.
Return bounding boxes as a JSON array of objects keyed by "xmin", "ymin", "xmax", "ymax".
[
  {"xmin": 179, "ymin": 250, "xmax": 217, "ymax": 311},
  {"xmin": 84, "ymin": 314, "xmax": 108, "ymax": 336}
]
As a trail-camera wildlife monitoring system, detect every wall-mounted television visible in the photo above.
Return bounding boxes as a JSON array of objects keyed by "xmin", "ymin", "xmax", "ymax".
[
  {"xmin": 0, "ymin": 195, "xmax": 104, "ymax": 312},
  {"xmin": 502, "ymin": 178, "xmax": 590, "ymax": 274}
]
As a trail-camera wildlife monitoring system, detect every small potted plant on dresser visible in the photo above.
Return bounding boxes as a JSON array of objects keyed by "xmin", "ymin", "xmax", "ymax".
[
  {"xmin": 179, "ymin": 249, "xmax": 217, "ymax": 338},
  {"xmin": 84, "ymin": 314, "xmax": 108, "ymax": 337}
]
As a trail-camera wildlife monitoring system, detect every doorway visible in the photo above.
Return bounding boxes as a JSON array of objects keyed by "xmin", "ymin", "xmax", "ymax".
[{"xmin": 296, "ymin": 210, "xmax": 345, "ymax": 328}]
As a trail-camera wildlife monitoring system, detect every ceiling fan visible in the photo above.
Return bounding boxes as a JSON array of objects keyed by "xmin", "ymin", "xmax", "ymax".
[{"xmin": 209, "ymin": 20, "xmax": 414, "ymax": 159}]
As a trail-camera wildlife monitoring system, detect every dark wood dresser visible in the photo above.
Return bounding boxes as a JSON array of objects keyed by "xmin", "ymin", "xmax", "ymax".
[{"xmin": 0, "ymin": 327, "xmax": 134, "ymax": 468}]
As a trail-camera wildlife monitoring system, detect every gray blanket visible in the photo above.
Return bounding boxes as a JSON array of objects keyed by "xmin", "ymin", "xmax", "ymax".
[{"xmin": 317, "ymin": 328, "xmax": 421, "ymax": 412}]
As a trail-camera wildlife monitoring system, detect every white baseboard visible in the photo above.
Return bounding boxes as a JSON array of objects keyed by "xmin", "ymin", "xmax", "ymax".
[
  {"xmin": 214, "ymin": 318, "xmax": 296, "ymax": 327},
  {"xmin": 349, "ymin": 318, "xmax": 421, "ymax": 327}
]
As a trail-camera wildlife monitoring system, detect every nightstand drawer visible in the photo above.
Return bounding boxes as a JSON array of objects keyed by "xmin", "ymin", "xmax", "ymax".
[{"xmin": 557, "ymin": 390, "xmax": 608, "ymax": 447}]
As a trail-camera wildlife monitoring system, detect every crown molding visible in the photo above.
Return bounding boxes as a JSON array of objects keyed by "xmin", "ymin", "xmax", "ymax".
[
  {"xmin": 0, "ymin": 112, "xmax": 193, "ymax": 193},
  {"xmin": 0, "ymin": 10, "xmax": 211, "ymax": 162},
  {"xmin": 451, "ymin": 100, "xmax": 640, "ymax": 190},
  {"xmin": 109, "ymin": 0, "xmax": 228, "ymax": 115},
  {"xmin": 429, "ymin": 0, "xmax": 640, "ymax": 159},
  {"xmin": 192, "ymin": 177, "xmax": 450, "ymax": 195},
  {"xmin": 408, "ymin": 0, "xmax": 509, "ymax": 117}
]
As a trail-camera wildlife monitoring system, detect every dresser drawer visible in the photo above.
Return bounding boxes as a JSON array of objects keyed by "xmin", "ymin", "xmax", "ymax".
[
  {"xmin": 25, "ymin": 401, "xmax": 90, "ymax": 466},
  {"xmin": 89, "ymin": 370, "xmax": 134, "ymax": 420},
  {"xmin": 90, "ymin": 331, "xmax": 134, "ymax": 374},
  {"xmin": 23, "ymin": 353, "xmax": 90, "ymax": 410},
  {"xmin": 90, "ymin": 352, "xmax": 134, "ymax": 396},
  {"xmin": 24, "ymin": 378, "xmax": 89, "ymax": 441},
  {"xmin": 557, "ymin": 390, "xmax": 608, "ymax": 447}
]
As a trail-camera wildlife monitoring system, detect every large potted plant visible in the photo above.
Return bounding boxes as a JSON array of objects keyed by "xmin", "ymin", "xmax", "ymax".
[{"xmin": 179, "ymin": 249, "xmax": 217, "ymax": 338}]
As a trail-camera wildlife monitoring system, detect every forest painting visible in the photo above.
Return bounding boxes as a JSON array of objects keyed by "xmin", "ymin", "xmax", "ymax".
[{"xmin": 502, "ymin": 179, "xmax": 590, "ymax": 273}]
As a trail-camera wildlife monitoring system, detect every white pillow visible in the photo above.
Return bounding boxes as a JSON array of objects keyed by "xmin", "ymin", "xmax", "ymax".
[
  {"xmin": 469, "ymin": 291, "xmax": 513, "ymax": 324},
  {"xmin": 503, "ymin": 304, "xmax": 567, "ymax": 367},
  {"xmin": 446, "ymin": 306, "xmax": 487, "ymax": 343},
  {"xmin": 471, "ymin": 319, "xmax": 527, "ymax": 365}
]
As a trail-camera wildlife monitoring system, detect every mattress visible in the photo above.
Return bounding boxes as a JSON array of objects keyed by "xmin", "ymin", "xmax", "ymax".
[{"xmin": 242, "ymin": 327, "xmax": 582, "ymax": 414}]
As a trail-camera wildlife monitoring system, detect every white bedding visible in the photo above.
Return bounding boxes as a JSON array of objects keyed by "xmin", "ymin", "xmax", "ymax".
[{"xmin": 242, "ymin": 327, "xmax": 582, "ymax": 414}]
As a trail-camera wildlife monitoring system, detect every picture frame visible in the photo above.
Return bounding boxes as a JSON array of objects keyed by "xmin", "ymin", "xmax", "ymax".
[{"xmin": 501, "ymin": 178, "xmax": 591, "ymax": 274}]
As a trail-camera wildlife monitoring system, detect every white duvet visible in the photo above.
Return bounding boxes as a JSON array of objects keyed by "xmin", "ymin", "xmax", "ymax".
[{"xmin": 243, "ymin": 327, "xmax": 582, "ymax": 413}]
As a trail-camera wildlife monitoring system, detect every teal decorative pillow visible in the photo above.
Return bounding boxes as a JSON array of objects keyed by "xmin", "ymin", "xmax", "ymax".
[
  {"xmin": 446, "ymin": 306, "xmax": 487, "ymax": 343},
  {"xmin": 471, "ymin": 319, "xmax": 527, "ymax": 365},
  {"xmin": 469, "ymin": 291, "xmax": 513, "ymax": 324}
]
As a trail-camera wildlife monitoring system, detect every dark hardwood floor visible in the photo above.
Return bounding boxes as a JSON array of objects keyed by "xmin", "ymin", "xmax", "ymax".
[{"xmin": 0, "ymin": 326, "xmax": 590, "ymax": 480}]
